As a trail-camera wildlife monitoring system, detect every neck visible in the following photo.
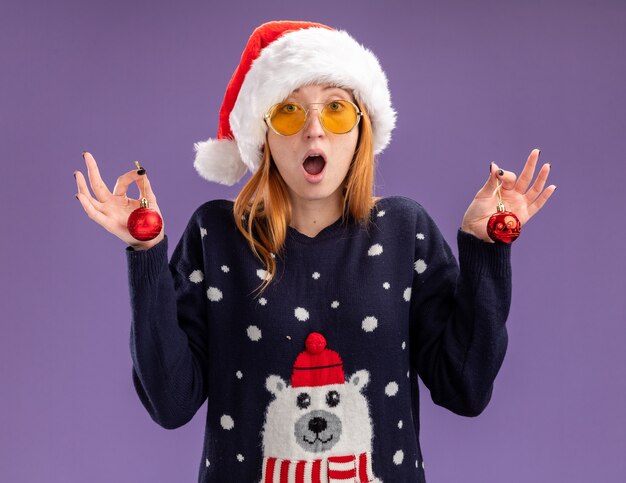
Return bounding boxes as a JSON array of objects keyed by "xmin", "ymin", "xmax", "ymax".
[{"xmin": 289, "ymin": 192, "xmax": 343, "ymax": 238}]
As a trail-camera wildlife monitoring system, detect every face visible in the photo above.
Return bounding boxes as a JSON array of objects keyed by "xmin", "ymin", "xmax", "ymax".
[{"xmin": 266, "ymin": 84, "xmax": 359, "ymax": 209}]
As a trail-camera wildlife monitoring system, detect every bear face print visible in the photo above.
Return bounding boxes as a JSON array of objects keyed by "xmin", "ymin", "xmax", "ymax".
[{"xmin": 261, "ymin": 333, "xmax": 381, "ymax": 482}]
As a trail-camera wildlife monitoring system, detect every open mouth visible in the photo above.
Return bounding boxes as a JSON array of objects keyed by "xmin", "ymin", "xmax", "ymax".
[{"xmin": 302, "ymin": 153, "xmax": 326, "ymax": 176}]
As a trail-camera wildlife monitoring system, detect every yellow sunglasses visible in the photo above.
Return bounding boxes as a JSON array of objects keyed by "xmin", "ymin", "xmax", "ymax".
[{"xmin": 264, "ymin": 100, "xmax": 362, "ymax": 136}]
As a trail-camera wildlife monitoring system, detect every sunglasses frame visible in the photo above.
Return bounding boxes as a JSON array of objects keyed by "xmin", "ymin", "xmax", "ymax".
[{"xmin": 264, "ymin": 100, "xmax": 363, "ymax": 136}]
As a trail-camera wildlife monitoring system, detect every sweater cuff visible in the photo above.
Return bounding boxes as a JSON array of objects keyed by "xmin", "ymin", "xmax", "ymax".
[
  {"xmin": 126, "ymin": 235, "xmax": 169, "ymax": 287},
  {"xmin": 457, "ymin": 230, "xmax": 511, "ymax": 279}
]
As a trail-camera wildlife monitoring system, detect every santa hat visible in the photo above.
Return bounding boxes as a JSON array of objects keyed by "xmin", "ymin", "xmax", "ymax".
[
  {"xmin": 292, "ymin": 333, "xmax": 345, "ymax": 388},
  {"xmin": 193, "ymin": 20, "xmax": 396, "ymax": 185}
]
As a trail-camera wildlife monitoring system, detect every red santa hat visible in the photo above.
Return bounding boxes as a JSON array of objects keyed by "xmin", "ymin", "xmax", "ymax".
[
  {"xmin": 292, "ymin": 332, "xmax": 345, "ymax": 388},
  {"xmin": 193, "ymin": 20, "xmax": 396, "ymax": 185}
]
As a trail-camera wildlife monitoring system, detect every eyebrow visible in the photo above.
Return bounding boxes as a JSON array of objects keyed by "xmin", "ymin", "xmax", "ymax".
[{"xmin": 292, "ymin": 85, "xmax": 344, "ymax": 93}]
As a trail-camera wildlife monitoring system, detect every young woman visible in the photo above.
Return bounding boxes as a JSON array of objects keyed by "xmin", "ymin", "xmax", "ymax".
[{"xmin": 75, "ymin": 21, "xmax": 554, "ymax": 483}]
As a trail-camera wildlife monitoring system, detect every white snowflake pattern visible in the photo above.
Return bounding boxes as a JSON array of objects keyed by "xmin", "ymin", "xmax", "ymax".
[
  {"xmin": 383, "ymin": 282, "xmax": 390, "ymax": 290},
  {"xmin": 259, "ymin": 297, "xmax": 267, "ymax": 306},
  {"xmin": 256, "ymin": 268, "xmax": 268, "ymax": 280},
  {"xmin": 221, "ymin": 265, "xmax": 230, "ymax": 273},
  {"xmin": 294, "ymin": 307, "xmax": 310, "ymax": 321},
  {"xmin": 377, "ymin": 210, "xmax": 386, "ymax": 217},
  {"xmin": 189, "ymin": 270, "xmax": 204, "ymax": 283},
  {"xmin": 414, "ymin": 259, "xmax": 427, "ymax": 274},
  {"xmin": 206, "ymin": 287, "xmax": 223, "ymax": 302},
  {"xmin": 401, "ymin": 341, "xmax": 406, "ymax": 350},
  {"xmin": 385, "ymin": 381, "xmax": 399, "ymax": 396},
  {"xmin": 416, "ymin": 233, "xmax": 425, "ymax": 240},
  {"xmin": 403, "ymin": 287, "xmax": 412, "ymax": 302},
  {"xmin": 220, "ymin": 415, "xmax": 234, "ymax": 430},
  {"xmin": 236, "ymin": 371, "xmax": 243, "ymax": 379},
  {"xmin": 205, "ymin": 458, "xmax": 210, "ymax": 468},
  {"xmin": 200, "ymin": 227, "xmax": 207, "ymax": 238},
  {"xmin": 398, "ymin": 420, "xmax": 403, "ymax": 429},
  {"xmin": 236, "ymin": 454, "xmax": 244, "ymax": 462},
  {"xmin": 368, "ymin": 244, "xmax": 383, "ymax": 256},
  {"xmin": 331, "ymin": 301, "xmax": 340, "ymax": 309},
  {"xmin": 312, "ymin": 272, "xmax": 321, "ymax": 280},
  {"xmin": 362, "ymin": 316, "xmax": 378, "ymax": 332},
  {"xmin": 247, "ymin": 325, "xmax": 262, "ymax": 341},
  {"xmin": 393, "ymin": 450, "xmax": 404, "ymax": 465}
]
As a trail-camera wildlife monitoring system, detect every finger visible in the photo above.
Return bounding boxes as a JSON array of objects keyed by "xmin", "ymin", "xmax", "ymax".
[
  {"xmin": 473, "ymin": 162, "xmax": 500, "ymax": 199},
  {"xmin": 494, "ymin": 163, "xmax": 517, "ymax": 190},
  {"xmin": 524, "ymin": 163, "xmax": 551, "ymax": 203},
  {"xmin": 75, "ymin": 170, "xmax": 105, "ymax": 211},
  {"xmin": 84, "ymin": 152, "xmax": 112, "ymax": 202},
  {"xmin": 133, "ymin": 172, "xmax": 158, "ymax": 205},
  {"xmin": 112, "ymin": 169, "xmax": 145, "ymax": 197},
  {"xmin": 515, "ymin": 148, "xmax": 540, "ymax": 194},
  {"xmin": 76, "ymin": 191, "xmax": 117, "ymax": 232},
  {"xmin": 527, "ymin": 184, "xmax": 556, "ymax": 219}
]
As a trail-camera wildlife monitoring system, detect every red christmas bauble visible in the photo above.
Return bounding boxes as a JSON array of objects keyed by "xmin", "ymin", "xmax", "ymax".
[
  {"xmin": 487, "ymin": 211, "xmax": 521, "ymax": 244},
  {"xmin": 127, "ymin": 207, "xmax": 163, "ymax": 241}
]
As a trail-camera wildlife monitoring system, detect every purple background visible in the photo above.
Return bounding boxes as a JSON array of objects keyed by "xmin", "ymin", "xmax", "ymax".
[{"xmin": 2, "ymin": 0, "xmax": 625, "ymax": 482}]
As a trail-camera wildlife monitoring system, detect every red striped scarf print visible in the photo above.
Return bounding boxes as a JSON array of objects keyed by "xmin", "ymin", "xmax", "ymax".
[{"xmin": 262, "ymin": 452, "xmax": 373, "ymax": 482}]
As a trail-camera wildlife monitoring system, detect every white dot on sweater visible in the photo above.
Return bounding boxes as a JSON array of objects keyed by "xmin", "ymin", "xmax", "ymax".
[
  {"xmin": 236, "ymin": 371, "xmax": 243, "ymax": 379},
  {"xmin": 236, "ymin": 454, "xmax": 244, "ymax": 462},
  {"xmin": 205, "ymin": 458, "xmax": 210, "ymax": 467},
  {"xmin": 414, "ymin": 259, "xmax": 427, "ymax": 274},
  {"xmin": 331, "ymin": 301, "xmax": 340, "ymax": 309},
  {"xmin": 270, "ymin": 252, "xmax": 276, "ymax": 259},
  {"xmin": 383, "ymin": 282, "xmax": 390, "ymax": 290},
  {"xmin": 407, "ymin": 370, "xmax": 410, "ymax": 378},
  {"xmin": 377, "ymin": 210, "xmax": 386, "ymax": 217},
  {"xmin": 416, "ymin": 233, "xmax": 425, "ymax": 240},
  {"xmin": 312, "ymin": 272, "xmax": 320, "ymax": 280},
  {"xmin": 247, "ymin": 325, "xmax": 262, "ymax": 341},
  {"xmin": 385, "ymin": 381, "xmax": 399, "ymax": 396},
  {"xmin": 401, "ymin": 341, "xmax": 406, "ymax": 350},
  {"xmin": 393, "ymin": 450, "xmax": 404, "ymax": 465},
  {"xmin": 368, "ymin": 244, "xmax": 383, "ymax": 256},
  {"xmin": 256, "ymin": 268, "xmax": 268, "ymax": 280},
  {"xmin": 403, "ymin": 287, "xmax": 412, "ymax": 302},
  {"xmin": 259, "ymin": 297, "xmax": 267, "ymax": 306},
  {"xmin": 415, "ymin": 460, "xmax": 418, "ymax": 468},
  {"xmin": 189, "ymin": 270, "xmax": 204, "ymax": 283},
  {"xmin": 221, "ymin": 265, "xmax": 230, "ymax": 273},
  {"xmin": 207, "ymin": 287, "xmax": 223, "ymax": 302},
  {"xmin": 200, "ymin": 228, "xmax": 207, "ymax": 239},
  {"xmin": 362, "ymin": 316, "xmax": 378, "ymax": 332},
  {"xmin": 295, "ymin": 307, "xmax": 309, "ymax": 321},
  {"xmin": 220, "ymin": 415, "xmax": 234, "ymax": 430},
  {"xmin": 398, "ymin": 420, "xmax": 403, "ymax": 429}
]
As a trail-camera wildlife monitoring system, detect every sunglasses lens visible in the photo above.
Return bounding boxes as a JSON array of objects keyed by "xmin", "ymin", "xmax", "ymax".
[
  {"xmin": 322, "ymin": 101, "xmax": 359, "ymax": 134},
  {"xmin": 269, "ymin": 103, "xmax": 306, "ymax": 135}
]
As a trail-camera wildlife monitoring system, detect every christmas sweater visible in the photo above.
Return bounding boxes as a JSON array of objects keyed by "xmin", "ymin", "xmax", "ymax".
[{"xmin": 126, "ymin": 196, "xmax": 512, "ymax": 483}]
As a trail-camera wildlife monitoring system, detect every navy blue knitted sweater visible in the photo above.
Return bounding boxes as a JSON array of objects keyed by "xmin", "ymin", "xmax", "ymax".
[{"xmin": 126, "ymin": 196, "xmax": 511, "ymax": 483}]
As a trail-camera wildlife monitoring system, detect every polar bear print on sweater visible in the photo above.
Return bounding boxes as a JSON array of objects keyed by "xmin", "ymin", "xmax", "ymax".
[{"xmin": 261, "ymin": 332, "xmax": 381, "ymax": 483}]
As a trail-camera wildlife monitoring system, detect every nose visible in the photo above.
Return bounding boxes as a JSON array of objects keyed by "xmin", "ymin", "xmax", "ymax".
[
  {"xmin": 308, "ymin": 417, "xmax": 327, "ymax": 434},
  {"xmin": 303, "ymin": 108, "xmax": 325, "ymax": 139}
]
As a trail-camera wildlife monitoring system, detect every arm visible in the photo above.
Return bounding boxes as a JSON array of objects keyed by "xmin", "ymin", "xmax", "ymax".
[{"xmin": 126, "ymin": 215, "xmax": 209, "ymax": 429}]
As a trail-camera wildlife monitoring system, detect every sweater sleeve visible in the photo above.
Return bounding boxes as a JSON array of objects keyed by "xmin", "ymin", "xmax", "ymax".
[
  {"xmin": 126, "ymin": 214, "xmax": 209, "ymax": 430},
  {"xmin": 409, "ymin": 217, "xmax": 511, "ymax": 417}
]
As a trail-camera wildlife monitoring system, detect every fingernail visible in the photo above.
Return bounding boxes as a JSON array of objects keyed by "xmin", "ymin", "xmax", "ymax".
[
  {"xmin": 489, "ymin": 162, "xmax": 493, "ymax": 174},
  {"xmin": 82, "ymin": 151, "xmax": 86, "ymax": 159},
  {"xmin": 537, "ymin": 148, "xmax": 541, "ymax": 159},
  {"xmin": 75, "ymin": 194, "xmax": 79, "ymax": 200},
  {"xmin": 137, "ymin": 169, "xmax": 146, "ymax": 175},
  {"xmin": 73, "ymin": 172, "xmax": 76, "ymax": 179},
  {"xmin": 498, "ymin": 169, "xmax": 504, "ymax": 176},
  {"xmin": 548, "ymin": 163, "xmax": 551, "ymax": 170}
]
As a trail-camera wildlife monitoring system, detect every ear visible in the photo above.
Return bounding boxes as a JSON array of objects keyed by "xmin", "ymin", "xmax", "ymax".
[
  {"xmin": 265, "ymin": 375, "xmax": 288, "ymax": 396},
  {"xmin": 348, "ymin": 370, "xmax": 369, "ymax": 392}
]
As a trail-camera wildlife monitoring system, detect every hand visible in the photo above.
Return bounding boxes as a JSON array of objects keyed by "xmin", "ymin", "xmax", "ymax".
[
  {"xmin": 74, "ymin": 152, "xmax": 165, "ymax": 250},
  {"xmin": 461, "ymin": 148, "xmax": 556, "ymax": 243}
]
